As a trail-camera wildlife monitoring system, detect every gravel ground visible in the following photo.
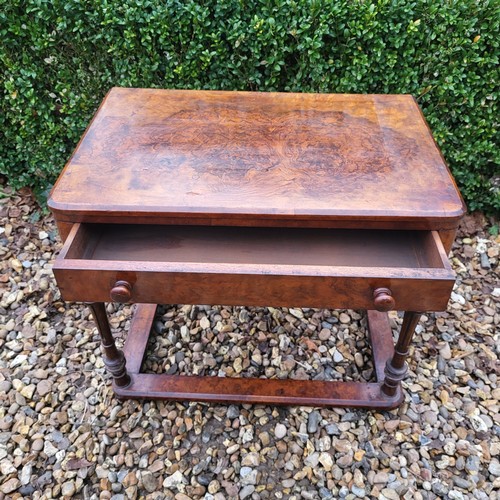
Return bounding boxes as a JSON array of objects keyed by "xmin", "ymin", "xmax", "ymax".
[{"xmin": 0, "ymin": 187, "xmax": 499, "ymax": 500}]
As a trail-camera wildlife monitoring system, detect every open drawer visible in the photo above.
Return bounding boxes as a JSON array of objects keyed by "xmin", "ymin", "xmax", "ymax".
[{"xmin": 53, "ymin": 224, "xmax": 455, "ymax": 311}]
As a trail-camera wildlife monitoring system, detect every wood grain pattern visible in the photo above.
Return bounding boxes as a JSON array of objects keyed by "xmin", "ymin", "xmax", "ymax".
[
  {"xmin": 53, "ymin": 267, "xmax": 455, "ymax": 312},
  {"xmin": 49, "ymin": 89, "xmax": 463, "ymax": 408},
  {"xmin": 113, "ymin": 374, "xmax": 403, "ymax": 409},
  {"xmin": 48, "ymin": 88, "xmax": 465, "ymax": 229}
]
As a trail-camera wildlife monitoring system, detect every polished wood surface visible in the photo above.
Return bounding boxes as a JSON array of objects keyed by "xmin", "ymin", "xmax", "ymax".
[
  {"xmin": 88, "ymin": 302, "xmax": 130, "ymax": 388},
  {"xmin": 372, "ymin": 288, "xmax": 396, "ymax": 312},
  {"xmin": 53, "ymin": 224, "xmax": 455, "ymax": 311},
  {"xmin": 48, "ymin": 88, "xmax": 465, "ymax": 229},
  {"xmin": 114, "ymin": 373, "xmax": 403, "ymax": 409},
  {"xmin": 49, "ymin": 89, "xmax": 463, "ymax": 409},
  {"xmin": 382, "ymin": 311, "xmax": 422, "ymax": 396}
]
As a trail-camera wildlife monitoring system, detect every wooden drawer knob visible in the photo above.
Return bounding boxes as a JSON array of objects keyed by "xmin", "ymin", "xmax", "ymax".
[
  {"xmin": 373, "ymin": 287, "xmax": 395, "ymax": 312},
  {"xmin": 110, "ymin": 280, "xmax": 132, "ymax": 303}
]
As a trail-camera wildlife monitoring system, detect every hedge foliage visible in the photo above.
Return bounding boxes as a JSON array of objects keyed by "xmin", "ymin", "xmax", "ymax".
[{"xmin": 1, "ymin": 0, "xmax": 498, "ymax": 213}]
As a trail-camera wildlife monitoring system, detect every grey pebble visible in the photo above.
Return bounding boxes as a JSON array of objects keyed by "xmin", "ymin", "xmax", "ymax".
[
  {"xmin": 419, "ymin": 435, "xmax": 432, "ymax": 446},
  {"xmin": 341, "ymin": 412, "xmax": 359, "ymax": 423},
  {"xmin": 240, "ymin": 467, "xmax": 258, "ymax": 485},
  {"xmin": 325, "ymin": 423, "xmax": 340, "ymax": 435},
  {"xmin": 466, "ymin": 456, "xmax": 480, "ymax": 474},
  {"xmin": 238, "ymin": 309, "xmax": 249, "ymax": 323},
  {"xmin": 153, "ymin": 320, "xmax": 165, "ymax": 334},
  {"xmin": 488, "ymin": 460, "xmax": 500, "ymax": 477},
  {"xmin": 117, "ymin": 470, "xmax": 128, "ymax": 482},
  {"xmin": 453, "ymin": 476, "xmax": 472, "ymax": 489},
  {"xmin": 36, "ymin": 472, "xmax": 53, "ymax": 489},
  {"xmin": 142, "ymin": 472, "xmax": 157, "ymax": 493},
  {"xmin": 304, "ymin": 452, "xmax": 320, "ymax": 468},
  {"xmin": 109, "ymin": 406, "xmax": 122, "ymax": 421},
  {"xmin": 439, "ymin": 406, "xmax": 449, "ymax": 419},
  {"xmin": 480, "ymin": 252, "xmax": 491, "ymax": 269},
  {"xmin": 432, "ymin": 482, "xmax": 449, "ymax": 496},
  {"xmin": 301, "ymin": 492, "xmax": 317, "ymax": 500},
  {"xmin": 197, "ymin": 474, "xmax": 212, "ymax": 486},
  {"xmin": 307, "ymin": 411, "xmax": 321, "ymax": 434},
  {"xmin": 437, "ymin": 356, "xmax": 447, "ymax": 372},
  {"xmin": 319, "ymin": 486, "xmax": 334, "ymax": 499},
  {"xmin": 193, "ymin": 460, "xmax": 209, "ymax": 475},
  {"xmin": 406, "ymin": 409, "xmax": 420, "ymax": 421},
  {"xmin": 239, "ymin": 485, "xmax": 255, "ymax": 499},
  {"xmin": 111, "ymin": 483, "xmax": 122, "ymax": 493},
  {"xmin": 0, "ymin": 381, "xmax": 12, "ymax": 393},
  {"xmin": 227, "ymin": 405, "xmax": 240, "ymax": 419},
  {"xmin": 387, "ymin": 480, "xmax": 402, "ymax": 492},
  {"xmin": 20, "ymin": 464, "xmax": 32, "ymax": 485},
  {"xmin": 18, "ymin": 485, "xmax": 35, "ymax": 496},
  {"xmin": 166, "ymin": 363, "xmax": 178, "ymax": 375},
  {"xmin": 46, "ymin": 329, "xmax": 57, "ymax": 344},
  {"xmin": 351, "ymin": 485, "xmax": 366, "ymax": 498},
  {"xmin": 0, "ymin": 415, "xmax": 13, "ymax": 431},
  {"xmin": 274, "ymin": 423, "xmax": 287, "ymax": 439}
]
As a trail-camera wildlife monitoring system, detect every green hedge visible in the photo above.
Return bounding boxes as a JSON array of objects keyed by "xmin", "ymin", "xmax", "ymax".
[{"xmin": 1, "ymin": 0, "xmax": 498, "ymax": 214}]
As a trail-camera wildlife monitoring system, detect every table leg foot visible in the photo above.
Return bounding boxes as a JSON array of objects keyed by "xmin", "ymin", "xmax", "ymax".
[
  {"xmin": 381, "ymin": 311, "xmax": 421, "ymax": 397},
  {"xmin": 89, "ymin": 302, "xmax": 131, "ymax": 388}
]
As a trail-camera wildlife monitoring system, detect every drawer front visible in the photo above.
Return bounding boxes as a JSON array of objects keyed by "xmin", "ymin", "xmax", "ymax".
[
  {"xmin": 54, "ymin": 266, "xmax": 454, "ymax": 312},
  {"xmin": 53, "ymin": 224, "xmax": 455, "ymax": 311}
]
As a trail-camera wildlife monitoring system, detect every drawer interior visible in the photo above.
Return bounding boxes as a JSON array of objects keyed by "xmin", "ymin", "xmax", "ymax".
[{"xmin": 64, "ymin": 224, "xmax": 447, "ymax": 270}]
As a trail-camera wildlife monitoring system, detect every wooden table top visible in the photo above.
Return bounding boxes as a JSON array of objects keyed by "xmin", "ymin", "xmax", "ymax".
[{"xmin": 49, "ymin": 88, "xmax": 465, "ymax": 229}]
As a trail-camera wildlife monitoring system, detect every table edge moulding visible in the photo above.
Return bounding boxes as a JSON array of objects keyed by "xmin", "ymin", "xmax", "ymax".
[{"xmin": 50, "ymin": 87, "xmax": 465, "ymax": 409}]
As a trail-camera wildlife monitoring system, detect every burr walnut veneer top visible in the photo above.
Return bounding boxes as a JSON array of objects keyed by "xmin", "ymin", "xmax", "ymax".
[{"xmin": 48, "ymin": 88, "xmax": 465, "ymax": 228}]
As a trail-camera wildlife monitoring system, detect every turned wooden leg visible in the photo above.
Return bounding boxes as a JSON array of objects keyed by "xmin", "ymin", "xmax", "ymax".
[
  {"xmin": 382, "ymin": 311, "xmax": 421, "ymax": 397},
  {"xmin": 89, "ymin": 302, "xmax": 131, "ymax": 388}
]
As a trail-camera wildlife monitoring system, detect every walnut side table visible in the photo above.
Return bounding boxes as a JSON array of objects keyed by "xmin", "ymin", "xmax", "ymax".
[{"xmin": 49, "ymin": 88, "xmax": 465, "ymax": 409}]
